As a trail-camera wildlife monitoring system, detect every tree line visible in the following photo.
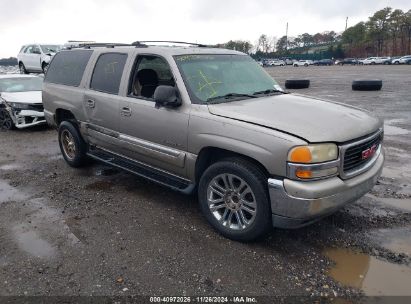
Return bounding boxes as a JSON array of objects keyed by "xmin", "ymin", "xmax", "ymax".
[
  {"xmin": 342, "ymin": 8, "xmax": 411, "ymax": 57},
  {"xmin": 218, "ymin": 7, "xmax": 411, "ymax": 59}
]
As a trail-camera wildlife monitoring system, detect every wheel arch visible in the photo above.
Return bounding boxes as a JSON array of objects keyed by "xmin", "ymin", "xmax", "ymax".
[
  {"xmin": 194, "ymin": 146, "xmax": 270, "ymax": 184},
  {"xmin": 55, "ymin": 108, "xmax": 76, "ymax": 126}
]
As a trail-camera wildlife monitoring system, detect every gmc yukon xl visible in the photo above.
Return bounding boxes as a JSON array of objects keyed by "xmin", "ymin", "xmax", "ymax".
[{"xmin": 42, "ymin": 42, "xmax": 384, "ymax": 241}]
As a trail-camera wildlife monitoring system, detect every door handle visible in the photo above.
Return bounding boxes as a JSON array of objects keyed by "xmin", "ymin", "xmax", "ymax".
[
  {"xmin": 87, "ymin": 99, "xmax": 95, "ymax": 108},
  {"xmin": 121, "ymin": 107, "xmax": 132, "ymax": 117}
]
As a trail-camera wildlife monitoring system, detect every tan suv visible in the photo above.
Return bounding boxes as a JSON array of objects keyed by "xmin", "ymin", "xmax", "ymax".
[{"xmin": 42, "ymin": 42, "xmax": 384, "ymax": 241}]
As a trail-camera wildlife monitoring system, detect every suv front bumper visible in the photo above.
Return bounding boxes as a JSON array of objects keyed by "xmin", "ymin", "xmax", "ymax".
[{"xmin": 268, "ymin": 151, "xmax": 384, "ymax": 228}]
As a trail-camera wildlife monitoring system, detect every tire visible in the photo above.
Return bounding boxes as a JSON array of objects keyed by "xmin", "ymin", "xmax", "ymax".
[
  {"xmin": 304, "ymin": 63, "xmax": 308, "ymax": 67},
  {"xmin": 42, "ymin": 62, "xmax": 49, "ymax": 74},
  {"xmin": 198, "ymin": 158, "xmax": 272, "ymax": 242},
  {"xmin": 352, "ymin": 80, "xmax": 382, "ymax": 91},
  {"xmin": 394, "ymin": 61, "xmax": 399, "ymax": 65},
  {"xmin": 285, "ymin": 79, "xmax": 310, "ymax": 89},
  {"xmin": 293, "ymin": 64, "xmax": 298, "ymax": 67},
  {"xmin": 58, "ymin": 121, "xmax": 88, "ymax": 167},
  {"xmin": 0, "ymin": 108, "xmax": 15, "ymax": 130},
  {"xmin": 19, "ymin": 62, "xmax": 28, "ymax": 74}
]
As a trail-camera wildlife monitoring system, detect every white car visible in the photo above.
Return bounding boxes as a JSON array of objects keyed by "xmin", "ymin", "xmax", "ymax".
[
  {"xmin": 271, "ymin": 60, "xmax": 285, "ymax": 66},
  {"xmin": 399, "ymin": 55, "xmax": 411, "ymax": 64},
  {"xmin": 17, "ymin": 44, "xmax": 62, "ymax": 74},
  {"xmin": 293, "ymin": 60, "xmax": 313, "ymax": 67},
  {"xmin": 0, "ymin": 75, "xmax": 45, "ymax": 129},
  {"xmin": 360, "ymin": 57, "xmax": 391, "ymax": 65}
]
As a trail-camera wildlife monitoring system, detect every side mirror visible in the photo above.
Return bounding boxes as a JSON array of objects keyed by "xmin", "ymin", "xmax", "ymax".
[{"xmin": 154, "ymin": 85, "xmax": 181, "ymax": 108}]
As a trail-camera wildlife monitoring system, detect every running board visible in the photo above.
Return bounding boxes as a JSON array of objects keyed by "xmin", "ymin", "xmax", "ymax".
[{"xmin": 87, "ymin": 147, "xmax": 195, "ymax": 194}]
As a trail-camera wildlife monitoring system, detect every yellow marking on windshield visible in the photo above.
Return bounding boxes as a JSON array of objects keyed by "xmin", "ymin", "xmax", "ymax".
[{"xmin": 197, "ymin": 69, "xmax": 222, "ymax": 98}]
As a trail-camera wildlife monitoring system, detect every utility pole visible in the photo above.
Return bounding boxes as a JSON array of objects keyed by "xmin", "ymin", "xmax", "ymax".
[
  {"xmin": 285, "ymin": 22, "xmax": 288, "ymax": 50},
  {"xmin": 345, "ymin": 17, "xmax": 348, "ymax": 31}
]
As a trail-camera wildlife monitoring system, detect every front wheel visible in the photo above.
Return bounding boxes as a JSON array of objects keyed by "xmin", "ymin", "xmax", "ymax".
[
  {"xmin": 198, "ymin": 159, "xmax": 272, "ymax": 242},
  {"xmin": 42, "ymin": 62, "xmax": 49, "ymax": 74},
  {"xmin": 0, "ymin": 108, "xmax": 15, "ymax": 130},
  {"xmin": 19, "ymin": 63, "xmax": 28, "ymax": 74},
  {"xmin": 58, "ymin": 121, "xmax": 88, "ymax": 167}
]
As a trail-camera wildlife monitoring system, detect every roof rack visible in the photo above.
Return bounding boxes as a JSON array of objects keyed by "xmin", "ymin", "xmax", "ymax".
[
  {"xmin": 66, "ymin": 43, "xmax": 132, "ymax": 50},
  {"xmin": 81, "ymin": 43, "xmax": 132, "ymax": 49},
  {"xmin": 131, "ymin": 41, "xmax": 208, "ymax": 48}
]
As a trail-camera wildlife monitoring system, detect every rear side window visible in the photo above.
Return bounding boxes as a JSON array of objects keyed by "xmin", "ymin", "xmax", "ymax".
[
  {"xmin": 45, "ymin": 50, "xmax": 93, "ymax": 87},
  {"xmin": 90, "ymin": 53, "xmax": 127, "ymax": 94}
]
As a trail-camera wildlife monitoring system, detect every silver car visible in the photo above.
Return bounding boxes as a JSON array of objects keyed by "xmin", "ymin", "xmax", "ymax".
[
  {"xmin": 0, "ymin": 75, "xmax": 45, "ymax": 129},
  {"xmin": 42, "ymin": 42, "xmax": 384, "ymax": 241},
  {"xmin": 17, "ymin": 44, "xmax": 62, "ymax": 74}
]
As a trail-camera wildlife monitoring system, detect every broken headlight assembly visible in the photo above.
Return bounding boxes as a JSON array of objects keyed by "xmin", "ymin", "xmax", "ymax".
[
  {"xmin": 287, "ymin": 144, "xmax": 339, "ymax": 180},
  {"xmin": 7, "ymin": 102, "xmax": 31, "ymax": 110}
]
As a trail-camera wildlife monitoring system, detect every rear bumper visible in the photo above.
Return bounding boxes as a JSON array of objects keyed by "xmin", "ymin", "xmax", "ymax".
[{"xmin": 268, "ymin": 152, "xmax": 384, "ymax": 228}]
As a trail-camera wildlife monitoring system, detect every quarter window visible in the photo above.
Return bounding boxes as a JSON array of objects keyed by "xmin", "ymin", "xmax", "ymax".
[
  {"xmin": 44, "ymin": 50, "xmax": 93, "ymax": 87},
  {"xmin": 90, "ymin": 53, "xmax": 127, "ymax": 95}
]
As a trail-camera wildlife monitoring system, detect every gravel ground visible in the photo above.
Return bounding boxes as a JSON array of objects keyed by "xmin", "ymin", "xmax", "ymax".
[{"xmin": 1, "ymin": 65, "xmax": 410, "ymax": 300}]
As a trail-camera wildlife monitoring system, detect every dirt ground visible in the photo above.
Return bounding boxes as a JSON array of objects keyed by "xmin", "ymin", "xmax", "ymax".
[{"xmin": 1, "ymin": 65, "xmax": 411, "ymax": 300}]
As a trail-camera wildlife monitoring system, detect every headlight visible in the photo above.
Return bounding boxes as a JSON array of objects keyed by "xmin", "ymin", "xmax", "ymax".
[
  {"xmin": 8, "ymin": 102, "xmax": 31, "ymax": 110},
  {"xmin": 288, "ymin": 144, "xmax": 338, "ymax": 163},
  {"xmin": 287, "ymin": 144, "xmax": 339, "ymax": 180}
]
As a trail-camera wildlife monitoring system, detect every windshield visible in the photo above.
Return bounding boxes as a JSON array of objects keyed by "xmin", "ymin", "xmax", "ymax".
[
  {"xmin": 174, "ymin": 54, "xmax": 282, "ymax": 103},
  {"xmin": 40, "ymin": 45, "xmax": 62, "ymax": 53},
  {"xmin": 0, "ymin": 77, "xmax": 43, "ymax": 93}
]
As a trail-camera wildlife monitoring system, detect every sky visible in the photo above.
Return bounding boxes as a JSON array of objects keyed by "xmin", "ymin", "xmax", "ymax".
[{"xmin": 0, "ymin": 0, "xmax": 410, "ymax": 58}]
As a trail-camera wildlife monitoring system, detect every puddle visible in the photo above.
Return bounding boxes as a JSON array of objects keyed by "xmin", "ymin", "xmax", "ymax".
[
  {"xmin": 384, "ymin": 120, "xmax": 410, "ymax": 136},
  {"xmin": 85, "ymin": 180, "xmax": 114, "ymax": 191},
  {"xmin": 325, "ymin": 248, "xmax": 411, "ymax": 295},
  {"xmin": 367, "ymin": 194, "xmax": 411, "ymax": 212},
  {"xmin": 368, "ymin": 227, "xmax": 411, "ymax": 255},
  {"xmin": 0, "ymin": 163, "xmax": 22, "ymax": 171},
  {"xmin": 384, "ymin": 125, "xmax": 410, "ymax": 136},
  {"xmin": 13, "ymin": 225, "xmax": 56, "ymax": 258},
  {"xmin": 382, "ymin": 166, "xmax": 411, "ymax": 180},
  {"xmin": 0, "ymin": 180, "xmax": 28, "ymax": 204}
]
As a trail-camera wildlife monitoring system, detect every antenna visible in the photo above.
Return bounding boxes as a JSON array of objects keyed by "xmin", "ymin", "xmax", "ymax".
[{"xmin": 286, "ymin": 22, "xmax": 289, "ymax": 50}]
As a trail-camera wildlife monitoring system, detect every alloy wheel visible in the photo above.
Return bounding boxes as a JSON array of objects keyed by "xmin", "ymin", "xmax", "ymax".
[
  {"xmin": 60, "ymin": 129, "xmax": 76, "ymax": 160},
  {"xmin": 207, "ymin": 173, "xmax": 257, "ymax": 230}
]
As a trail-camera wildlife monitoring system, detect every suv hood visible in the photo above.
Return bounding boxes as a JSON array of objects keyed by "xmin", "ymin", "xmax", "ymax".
[
  {"xmin": 0, "ymin": 91, "xmax": 42, "ymax": 104},
  {"xmin": 207, "ymin": 94, "xmax": 382, "ymax": 143}
]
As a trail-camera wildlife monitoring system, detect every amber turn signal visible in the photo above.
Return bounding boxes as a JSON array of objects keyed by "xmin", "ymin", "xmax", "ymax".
[{"xmin": 289, "ymin": 146, "xmax": 312, "ymax": 163}]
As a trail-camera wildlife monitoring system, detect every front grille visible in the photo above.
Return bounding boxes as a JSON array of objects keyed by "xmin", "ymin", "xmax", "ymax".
[
  {"xmin": 27, "ymin": 104, "xmax": 44, "ymax": 112},
  {"xmin": 343, "ymin": 132, "xmax": 382, "ymax": 173}
]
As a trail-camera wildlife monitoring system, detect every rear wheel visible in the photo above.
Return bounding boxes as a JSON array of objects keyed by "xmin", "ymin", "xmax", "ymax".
[
  {"xmin": 198, "ymin": 158, "xmax": 272, "ymax": 242},
  {"xmin": 0, "ymin": 109, "xmax": 15, "ymax": 130},
  {"xmin": 58, "ymin": 121, "xmax": 88, "ymax": 167}
]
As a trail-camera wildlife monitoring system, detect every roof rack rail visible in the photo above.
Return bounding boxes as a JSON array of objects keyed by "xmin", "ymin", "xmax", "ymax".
[
  {"xmin": 66, "ymin": 43, "xmax": 132, "ymax": 50},
  {"xmin": 131, "ymin": 41, "xmax": 208, "ymax": 47},
  {"xmin": 81, "ymin": 43, "xmax": 132, "ymax": 49}
]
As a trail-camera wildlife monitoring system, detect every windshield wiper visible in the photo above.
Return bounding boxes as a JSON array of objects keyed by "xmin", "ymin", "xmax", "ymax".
[
  {"xmin": 253, "ymin": 89, "xmax": 287, "ymax": 96},
  {"xmin": 207, "ymin": 93, "xmax": 257, "ymax": 103}
]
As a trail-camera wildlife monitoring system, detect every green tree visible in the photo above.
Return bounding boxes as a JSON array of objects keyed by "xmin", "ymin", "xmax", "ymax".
[
  {"xmin": 276, "ymin": 36, "xmax": 288, "ymax": 54},
  {"xmin": 366, "ymin": 7, "xmax": 392, "ymax": 55}
]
